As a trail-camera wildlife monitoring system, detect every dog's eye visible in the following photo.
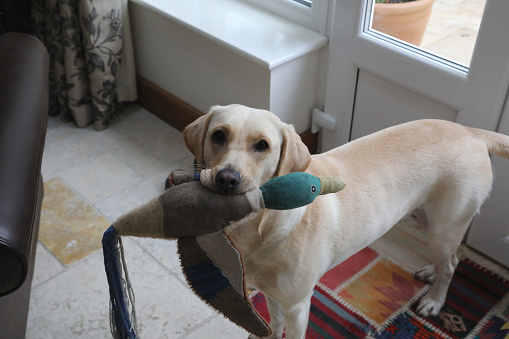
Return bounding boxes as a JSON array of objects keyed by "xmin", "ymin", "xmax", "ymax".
[
  {"xmin": 255, "ymin": 140, "xmax": 269, "ymax": 152},
  {"xmin": 212, "ymin": 130, "xmax": 226, "ymax": 144}
]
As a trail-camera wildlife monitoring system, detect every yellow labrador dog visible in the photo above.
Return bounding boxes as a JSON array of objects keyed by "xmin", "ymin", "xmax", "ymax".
[{"xmin": 183, "ymin": 104, "xmax": 509, "ymax": 339}]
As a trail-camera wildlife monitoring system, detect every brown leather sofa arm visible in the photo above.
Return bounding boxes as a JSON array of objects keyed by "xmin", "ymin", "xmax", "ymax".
[{"xmin": 0, "ymin": 33, "xmax": 48, "ymax": 296}]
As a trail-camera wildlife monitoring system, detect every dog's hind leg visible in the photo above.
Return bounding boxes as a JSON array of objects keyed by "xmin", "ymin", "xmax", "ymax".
[
  {"xmin": 416, "ymin": 252, "xmax": 459, "ymax": 317},
  {"xmin": 416, "ymin": 192, "xmax": 484, "ymax": 317},
  {"xmin": 415, "ymin": 264, "xmax": 438, "ymax": 284}
]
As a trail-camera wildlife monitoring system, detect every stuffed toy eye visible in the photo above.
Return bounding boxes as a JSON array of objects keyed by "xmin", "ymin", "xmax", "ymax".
[{"xmin": 311, "ymin": 184, "xmax": 317, "ymax": 194}]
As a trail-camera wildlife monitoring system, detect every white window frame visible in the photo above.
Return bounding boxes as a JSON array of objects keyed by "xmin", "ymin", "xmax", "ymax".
[{"xmin": 241, "ymin": 0, "xmax": 330, "ymax": 34}]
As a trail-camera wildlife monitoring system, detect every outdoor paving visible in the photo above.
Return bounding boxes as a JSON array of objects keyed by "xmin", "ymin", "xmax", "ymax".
[
  {"xmin": 421, "ymin": 0, "xmax": 486, "ymax": 65},
  {"xmin": 372, "ymin": 0, "xmax": 486, "ymax": 66}
]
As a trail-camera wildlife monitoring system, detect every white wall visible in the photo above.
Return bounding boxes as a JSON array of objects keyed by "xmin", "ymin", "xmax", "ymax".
[
  {"xmin": 128, "ymin": 0, "xmax": 327, "ymax": 133},
  {"xmin": 129, "ymin": 2, "xmax": 271, "ymax": 113}
]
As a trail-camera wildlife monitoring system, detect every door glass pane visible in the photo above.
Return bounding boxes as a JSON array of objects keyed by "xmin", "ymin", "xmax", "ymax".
[{"xmin": 369, "ymin": 0, "xmax": 486, "ymax": 67}]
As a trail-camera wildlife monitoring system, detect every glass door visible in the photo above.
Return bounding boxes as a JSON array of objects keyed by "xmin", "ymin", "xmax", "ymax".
[{"xmin": 320, "ymin": 0, "xmax": 509, "ymax": 266}]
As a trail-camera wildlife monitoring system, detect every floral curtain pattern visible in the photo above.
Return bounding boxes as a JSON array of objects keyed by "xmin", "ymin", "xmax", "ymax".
[{"xmin": 31, "ymin": 0, "xmax": 137, "ymax": 130}]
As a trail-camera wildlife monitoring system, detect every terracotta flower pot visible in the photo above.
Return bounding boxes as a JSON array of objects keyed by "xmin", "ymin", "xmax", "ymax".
[{"xmin": 372, "ymin": 0, "xmax": 435, "ymax": 46}]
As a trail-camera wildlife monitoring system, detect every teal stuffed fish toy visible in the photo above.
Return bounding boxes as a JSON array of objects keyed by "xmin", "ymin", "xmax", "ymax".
[{"xmin": 102, "ymin": 170, "xmax": 346, "ymax": 338}]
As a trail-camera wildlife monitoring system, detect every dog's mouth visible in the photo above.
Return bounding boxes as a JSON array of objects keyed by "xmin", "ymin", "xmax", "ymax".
[{"xmin": 200, "ymin": 168, "xmax": 255, "ymax": 194}]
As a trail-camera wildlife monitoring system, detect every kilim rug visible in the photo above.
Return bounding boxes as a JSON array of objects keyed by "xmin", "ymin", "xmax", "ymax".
[{"xmin": 250, "ymin": 246, "xmax": 509, "ymax": 338}]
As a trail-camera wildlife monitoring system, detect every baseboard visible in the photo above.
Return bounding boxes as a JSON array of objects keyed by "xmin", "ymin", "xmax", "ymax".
[
  {"xmin": 136, "ymin": 75, "xmax": 319, "ymax": 153},
  {"xmin": 136, "ymin": 75, "xmax": 203, "ymax": 132},
  {"xmin": 299, "ymin": 129, "xmax": 319, "ymax": 155}
]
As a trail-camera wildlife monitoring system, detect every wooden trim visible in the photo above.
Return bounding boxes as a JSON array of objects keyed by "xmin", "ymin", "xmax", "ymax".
[
  {"xmin": 299, "ymin": 129, "xmax": 319, "ymax": 154},
  {"xmin": 136, "ymin": 74, "xmax": 319, "ymax": 154},
  {"xmin": 136, "ymin": 75, "xmax": 203, "ymax": 132}
]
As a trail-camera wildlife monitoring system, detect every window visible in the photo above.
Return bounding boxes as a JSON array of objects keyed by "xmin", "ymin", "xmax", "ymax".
[
  {"xmin": 366, "ymin": 0, "xmax": 486, "ymax": 67},
  {"xmin": 242, "ymin": 0, "xmax": 329, "ymax": 34}
]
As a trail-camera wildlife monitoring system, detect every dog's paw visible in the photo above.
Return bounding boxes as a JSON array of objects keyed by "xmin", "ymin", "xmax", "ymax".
[
  {"xmin": 414, "ymin": 265, "xmax": 437, "ymax": 284},
  {"xmin": 416, "ymin": 295, "xmax": 443, "ymax": 317}
]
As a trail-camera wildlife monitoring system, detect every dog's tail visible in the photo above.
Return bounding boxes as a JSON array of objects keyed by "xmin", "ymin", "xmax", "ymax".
[{"xmin": 468, "ymin": 127, "xmax": 509, "ymax": 159}]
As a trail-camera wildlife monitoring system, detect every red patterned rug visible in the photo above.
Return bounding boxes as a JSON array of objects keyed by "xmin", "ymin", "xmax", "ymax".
[{"xmin": 250, "ymin": 247, "xmax": 509, "ymax": 338}]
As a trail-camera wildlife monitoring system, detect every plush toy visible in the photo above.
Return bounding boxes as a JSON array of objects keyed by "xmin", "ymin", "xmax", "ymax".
[{"xmin": 103, "ymin": 170, "xmax": 346, "ymax": 339}]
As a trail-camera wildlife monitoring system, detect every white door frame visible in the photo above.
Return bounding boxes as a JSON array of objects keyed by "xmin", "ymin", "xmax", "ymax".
[
  {"xmin": 320, "ymin": 0, "xmax": 509, "ymax": 151},
  {"xmin": 467, "ymin": 90, "xmax": 509, "ymax": 266}
]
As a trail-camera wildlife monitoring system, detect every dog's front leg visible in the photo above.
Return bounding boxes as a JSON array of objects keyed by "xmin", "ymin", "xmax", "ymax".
[
  {"xmin": 247, "ymin": 294, "xmax": 311, "ymax": 339},
  {"xmin": 248, "ymin": 296, "xmax": 285, "ymax": 339},
  {"xmin": 266, "ymin": 296, "xmax": 285, "ymax": 338},
  {"xmin": 282, "ymin": 293, "xmax": 312, "ymax": 339}
]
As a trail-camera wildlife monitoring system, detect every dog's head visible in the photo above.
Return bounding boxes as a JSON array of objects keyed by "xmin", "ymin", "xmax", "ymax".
[{"xmin": 183, "ymin": 104, "xmax": 311, "ymax": 194}]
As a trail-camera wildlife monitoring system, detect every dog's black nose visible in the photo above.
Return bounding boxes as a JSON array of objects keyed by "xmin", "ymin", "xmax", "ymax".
[{"xmin": 215, "ymin": 169, "xmax": 241, "ymax": 193}]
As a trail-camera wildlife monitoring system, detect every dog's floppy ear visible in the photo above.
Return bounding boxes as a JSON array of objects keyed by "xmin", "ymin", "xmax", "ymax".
[
  {"xmin": 183, "ymin": 110, "xmax": 214, "ymax": 168},
  {"xmin": 275, "ymin": 124, "xmax": 311, "ymax": 176}
]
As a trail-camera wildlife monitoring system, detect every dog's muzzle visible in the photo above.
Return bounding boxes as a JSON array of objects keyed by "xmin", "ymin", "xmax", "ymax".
[{"xmin": 215, "ymin": 168, "xmax": 242, "ymax": 193}]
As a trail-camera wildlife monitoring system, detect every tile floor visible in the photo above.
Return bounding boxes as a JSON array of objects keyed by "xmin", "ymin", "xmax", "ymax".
[
  {"xmin": 27, "ymin": 105, "xmax": 249, "ymax": 338},
  {"xmin": 27, "ymin": 104, "xmax": 509, "ymax": 338}
]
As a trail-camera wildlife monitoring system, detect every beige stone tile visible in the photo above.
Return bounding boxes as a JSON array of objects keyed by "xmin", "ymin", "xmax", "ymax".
[
  {"xmin": 45, "ymin": 115, "xmax": 74, "ymax": 133},
  {"xmin": 135, "ymin": 238, "xmax": 181, "ymax": 272},
  {"xmin": 32, "ymin": 106, "xmax": 230, "ymax": 338},
  {"xmin": 94, "ymin": 157, "xmax": 195, "ymax": 222},
  {"xmin": 31, "ymin": 242, "xmax": 65, "ymax": 288},
  {"xmin": 182, "ymin": 314, "xmax": 249, "ymax": 339},
  {"xmin": 81, "ymin": 105, "xmax": 190, "ymax": 178},
  {"xmin": 27, "ymin": 237, "xmax": 216, "ymax": 338},
  {"xmin": 171, "ymin": 262, "xmax": 188, "ymax": 284},
  {"xmin": 39, "ymin": 178, "xmax": 110, "ymax": 265},
  {"xmin": 126, "ymin": 254, "xmax": 216, "ymax": 337},
  {"xmin": 172, "ymin": 156, "xmax": 197, "ymax": 172},
  {"xmin": 41, "ymin": 127, "xmax": 106, "ymax": 181},
  {"xmin": 60, "ymin": 153, "xmax": 141, "ymax": 204},
  {"xmin": 93, "ymin": 169, "xmax": 167, "ymax": 222},
  {"xmin": 27, "ymin": 249, "xmax": 111, "ymax": 339}
]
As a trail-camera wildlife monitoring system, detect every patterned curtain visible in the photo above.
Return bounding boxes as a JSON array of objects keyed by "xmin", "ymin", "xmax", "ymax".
[{"xmin": 31, "ymin": 0, "xmax": 137, "ymax": 130}]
